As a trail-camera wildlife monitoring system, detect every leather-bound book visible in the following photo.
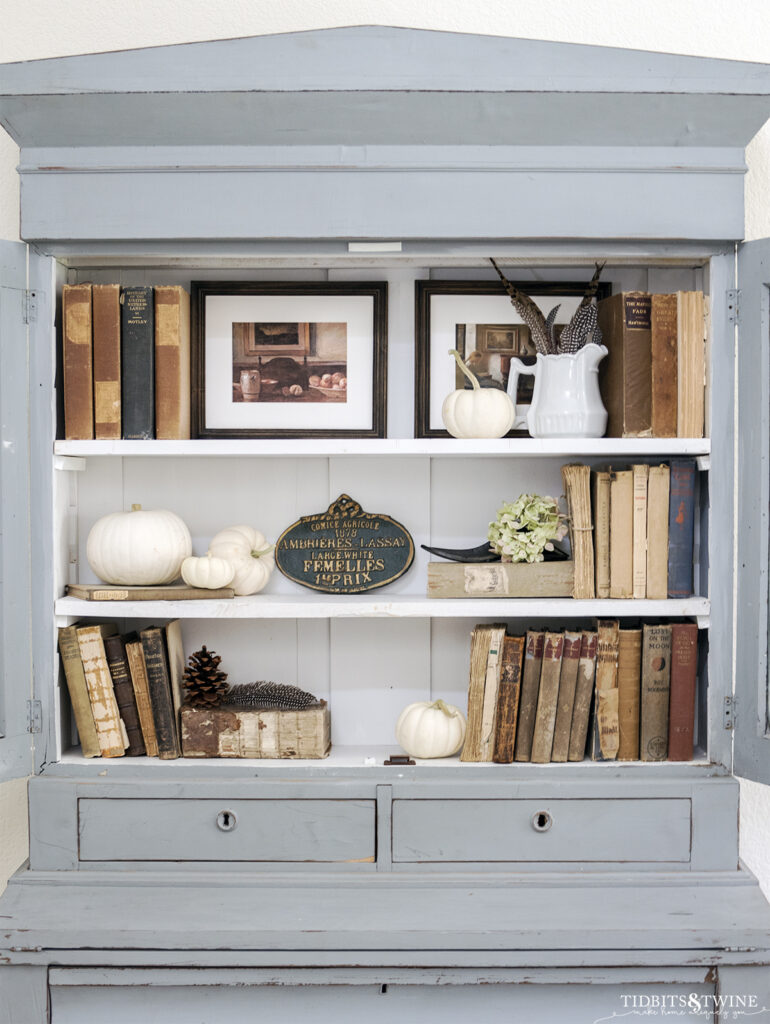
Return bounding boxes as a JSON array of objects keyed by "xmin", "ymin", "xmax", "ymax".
[
  {"xmin": 531, "ymin": 632, "xmax": 564, "ymax": 763},
  {"xmin": 651, "ymin": 293, "xmax": 677, "ymax": 437},
  {"xmin": 514, "ymin": 631, "xmax": 545, "ymax": 762},
  {"xmin": 76, "ymin": 623, "xmax": 124, "ymax": 758},
  {"xmin": 140, "ymin": 626, "xmax": 180, "ymax": 759},
  {"xmin": 562, "ymin": 464, "xmax": 595, "ymax": 599},
  {"xmin": 568, "ymin": 631, "xmax": 598, "ymax": 762},
  {"xmin": 550, "ymin": 630, "xmax": 583, "ymax": 762},
  {"xmin": 617, "ymin": 628, "xmax": 642, "ymax": 760},
  {"xmin": 92, "ymin": 283, "xmax": 121, "ymax": 439},
  {"xmin": 125, "ymin": 636, "xmax": 159, "ymax": 757},
  {"xmin": 592, "ymin": 470, "xmax": 611, "ymax": 599},
  {"xmin": 640, "ymin": 623, "xmax": 673, "ymax": 761},
  {"xmin": 57, "ymin": 625, "xmax": 101, "ymax": 757},
  {"xmin": 667, "ymin": 459, "xmax": 696, "ymax": 598},
  {"xmin": 609, "ymin": 469, "xmax": 633, "ymax": 599},
  {"xmin": 460, "ymin": 624, "xmax": 505, "ymax": 762},
  {"xmin": 597, "ymin": 291, "xmax": 653, "ymax": 437},
  {"xmin": 646, "ymin": 464, "xmax": 670, "ymax": 599},
  {"xmin": 155, "ymin": 285, "xmax": 191, "ymax": 440},
  {"xmin": 591, "ymin": 620, "xmax": 620, "ymax": 761},
  {"xmin": 62, "ymin": 283, "xmax": 93, "ymax": 439},
  {"xmin": 492, "ymin": 635, "xmax": 525, "ymax": 764},
  {"xmin": 677, "ymin": 291, "xmax": 706, "ymax": 439},
  {"xmin": 668, "ymin": 622, "xmax": 699, "ymax": 761},
  {"xmin": 121, "ymin": 285, "xmax": 155, "ymax": 439},
  {"xmin": 104, "ymin": 633, "xmax": 146, "ymax": 756}
]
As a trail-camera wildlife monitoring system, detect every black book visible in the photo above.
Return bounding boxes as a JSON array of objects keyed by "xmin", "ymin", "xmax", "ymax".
[
  {"xmin": 121, "ymin": 285, "xmax": 155, "ymax": 439},
  {"xmin": 139, "ymin": 626, "xmax": 180, "ymax": 759},
  {"xmin": 103, "ymin": 633, "xmax": 146, "ymax": 756}
]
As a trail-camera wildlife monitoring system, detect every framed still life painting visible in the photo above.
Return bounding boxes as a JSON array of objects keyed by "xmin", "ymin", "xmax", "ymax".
[{"xmin": 192, "ymin": 282, "xmax": 388, "ymax": 438}]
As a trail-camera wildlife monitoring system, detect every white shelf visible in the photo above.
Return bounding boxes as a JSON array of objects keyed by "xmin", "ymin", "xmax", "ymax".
[
  {"xmin": 55, "ymin": 593, "xmax": 711, "ymax": 623},
  {"xmin": 53, "ymin": 438, "xmax": 712, "ymax": 459}
]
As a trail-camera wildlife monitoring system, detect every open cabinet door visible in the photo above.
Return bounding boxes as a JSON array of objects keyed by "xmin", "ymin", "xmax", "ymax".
[
  {"xmin": 735, "ymin": 238, "xmax": 770, "ymax": 784},
  {"xmin": 0, "ymin": 240, "xmax": 33, "ymax": 782}
]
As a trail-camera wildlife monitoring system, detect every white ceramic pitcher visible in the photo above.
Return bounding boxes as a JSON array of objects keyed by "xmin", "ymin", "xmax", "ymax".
[{"xmin": 507, "ymin": 343, "xmax": 608, "ymax": 438}]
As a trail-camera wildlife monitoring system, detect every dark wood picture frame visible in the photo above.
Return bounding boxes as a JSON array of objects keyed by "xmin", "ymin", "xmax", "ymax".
[
  {"xmin": 192, "ymin": 281, "xmax": 388, "ymax": 439},
  {"xmin": 414, "ymin": 279, "xmax": 611, "ymax": 439}
]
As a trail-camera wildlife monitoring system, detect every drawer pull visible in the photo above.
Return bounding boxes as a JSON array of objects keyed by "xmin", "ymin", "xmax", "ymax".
[
  {"xmin": 531, "ymin": 810, "xmax": 553, "ymax": 833},
  {"xmin": 216, "ymin": 809, "xmax": 238, "ymax": 832}
]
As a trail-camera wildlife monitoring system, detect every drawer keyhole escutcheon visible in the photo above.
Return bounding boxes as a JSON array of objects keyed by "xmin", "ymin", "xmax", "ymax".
[
  {"xmin": 216, "ymin": 809, "xmax": 238, "ymax": 832},
  {"xmin": 532, "ymin": 810, "xmax": 553, "ymax": 833}
]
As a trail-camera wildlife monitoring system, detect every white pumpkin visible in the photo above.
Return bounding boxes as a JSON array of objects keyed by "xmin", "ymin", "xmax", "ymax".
[
  {"xmin": 395, "ymin": 699, "xmax": 467, "ymax": 759},
  {"xmin": 207, "ymin": 525, "xmax": 275, "ymax": 596},
  {"xmin": 442, "ymin": 348, "xmax": 515, "ymax": 439},
  {"xmin": 181, "ymin": 554, "xmax": 235, "ymax": 590},
  {"xmin": 87, "ymin": 505, "xmax": 192, "ymax": 585}
]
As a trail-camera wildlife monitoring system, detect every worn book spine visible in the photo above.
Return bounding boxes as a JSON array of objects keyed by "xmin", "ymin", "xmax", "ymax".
[
  {"xmin": 646, "ymin": 463, "xmax": 670, "ymax": 599},
  {"xmin": 124, "ymin": 639, "xmax": 159, "ymax": 757},
  {"xmin": 640, "ymin": 623, "xmax": 673, "ymax": 761},
  {"xmin": 597, "ymin": 291, "xmax": 653, "ymax": 437},
  {"xmin": 62, "ymin": 283, "xmax": 94, "ymax": 440},
  {"xmin": 460, "ymin": 624, "xmax": 495, "ymax": 762},
  {"xmin": 514, "ymin": 631, "xmax": 545, "ymax": 762},
  {"xmin": 92, "ymin": 283, "xmax": 121, "ymax": 439},
  {"xmin": 667, "ymin": 459, "xmax": 696, "ymax": 598},
  {"xmin": 651, "ymin": 293, "xmax": 678, "ymax": 437},
  {"xmin": 617, "ymin": 628, "xmax": 642, "ymax": 760},
  {"xmin": 592, "ymin": 470, "xmax": 611, "ymax": 599},
  {"xmin": 562, "ymin": 463, "xmax": 595, "ymax": 599},
  {"xmin": 65, "ymin": 583, "xmax": 235, "ymax": 601},
  {"xmin": 181, "ymin": 704, "xmax": 331, "ymax": 759},
  {"xmin": 427, "ymin": 560, "xmax": 573, "ymax": 599},
  {"xmin": 121, "ymin": 285, "xmax": 155, "ymax": 439},
  {"xmin": 568, "ymin": 631, "xmax": 598, "ymax": 762},
  {"xmin": 155, "ymin": 285, "xmax": 191, "ymax": 440},
  {"xmin": 164, "ymin": 619, "xmax": 186, "ymax": 729},
  {"xmin": 531, "ymin": 632, "xmax": 564, "ymax": 764},
  {"xmin": 677, "ymin": 291, "xmax": 706, "ymax": 439},
  {"xmin": 57, "ymin": 626, "xmax": 101, "ymax": 757},
  {"xmin": 668, "ymin": 622, "xmax": 699, "ymax": 761},
  {"xmin": 632, "ymin": 463, "xmax": 649, "ymax": 599},
  {"xmin": 609, "ymin": 469, "xmax": 633, "ymax": 599},
  {"xmin": 592, "ymin": 620, "xmax": 620, "ymax": 761},
  {"xmin": 103, "ymin": 634, "xmax": 146, "ymax": 756},
  {"xmin": 550, "ymin": 630, "xmax": 583, "ymax": 763},
  {"xmin": 492, "ymin": 636, "xmax": 525, "ymax": 764},
  {"xmin": 140, "ymin": 626, "xmax": 180, "ymax": 759},
  {"xmin": 76, "ymin": 624, "xmax": 125, "ymax": 757},
  {"xmin": 478, "ymin": 624, "xmax": 508, "ymax": 762}
]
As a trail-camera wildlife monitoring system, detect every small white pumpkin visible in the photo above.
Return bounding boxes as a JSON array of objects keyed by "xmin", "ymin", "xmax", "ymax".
[
  {"xmin": 207, "ymin": 525, "xmax": 275, "ymax": 596},
  {"xmin": 181, "ymin": 554, "xmax": 235, "ymax": 590},
  {"xmin": 87, "ymin": 504, "xmax": 192, "ymax": 585},
  {"xmin": 395, "ymin": 699, "xmax": 467, "ymax": 759},
  {"xmin": 442, "ymin": 349, "xmax": 515, "ymax": 439}
]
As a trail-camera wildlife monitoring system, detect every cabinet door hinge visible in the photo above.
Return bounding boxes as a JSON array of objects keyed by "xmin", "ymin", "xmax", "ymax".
[
  {"xmin": 726, "ymin": 288, "xmax": 740, "ymax": 326},
  {"xmin": 22, "ymin": 289, "xmax": 38, "ymax": 324},
  {"xmin": 26, "ymin": 700, "xmax": 42, "ymax": 734},
  {"xmin": 723, "ymin": 695, "xmax": 734, "ymax": 730}
]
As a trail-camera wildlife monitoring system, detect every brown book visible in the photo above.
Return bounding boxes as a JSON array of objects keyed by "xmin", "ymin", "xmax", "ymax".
[
  {"xmin": 677, "ymin": 291, "xmax": 706, "ymax": 438},
  {"xmin": 514, "ymin": 631, "xmax": 545, "ymax": 762},
  {"xmin": 550, "ymin": 631, "xmax": 583, "ymax": 762},
  {"xmin": 139, "ymin": 626, "xmax": 180, "ymax": 759},
  {"xmin": 591, "ymin": 620, "xmax": 620, "ymax": 761},
  {"xmin": 62, "ymin": 283, "xmax": 94, "ymax": 440},
  {"xmin": 124, "ymin": 638, "xmax": 159, "ymax": 757},
  {"xmin": 609, "ymin": 469, "xmax": 633, "ymax": 599},
  {"xmin": 92, "ymin": 283, "xmax": 121, "ymax": 439},
  {"xmin": 640, "ymin": 624, "xmax": 673, "ymax": 761},
  {"xmin": 668, "ymin": 623, "xmax": 699, "ymax": 761},
  {"xmin": 632, "ymin": 464, "xmax": 649, "ymax": 599},
  {"xmin": 651, "ymin": 293, "xmax": 677, "ymax": 437},
  {"xmin": 155, "ymin": 285, "xmax": 191, "ymax": 440},
  {"xmin": 65, "ymin": 582, "xmax": 235, "ymax": 601},
  {"xmin": 492, "ymin": 636, "xmax": 525, "ymax": 763},
  {"xmin": 57, "ymin": 625, "xmax": 101, "ymax": 757},
  {"xmin": 460, "ymin": 623, "xmax": 505, "ymax": 762},
  {"xmin": 646, "ymin": 463, "xmax": 670, "ymax": 599},
  {"xmin": 76, "ymin": 623, "xmax": 124, "ymax": 757},
  {"xmin": 104, "ymin": 633, "xmax": 146, "ymax": 756},
  {"xmin": 531, "ymin": 632, "xmax": 564, "ymax": 763},
  {"xmin": 597, "ymin": 291, "xmax": 653, "ymax": 437},
  {"xmin": 617, "ymin": 628, "xmax": 642, "ymax": 760},
  {"xmin": 562, "ymin": 464, "xmax": 595, "ymax": 599},
  {"xmin": 568, "ymin": 631, "xmax": 598, "ymax": 761},
  {"xmin": 592, "ymin": 470, "xmax": 611, "ymax": 599}
]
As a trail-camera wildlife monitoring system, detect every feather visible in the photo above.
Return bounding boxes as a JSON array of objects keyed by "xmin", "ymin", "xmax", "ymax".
[
  {"xmin": 225, "ymin": 681, "xmax": 320, "ymax": 710},
  {"xmin": 489, "ymin": 258, "xmax": 550, "ymax": 354},
  {"xmin": 578, "ymin": 261, "xmax": 606, "ymax": 308},
  {"xmin": 560, "ymin": 303, "xmax": 599, "ymax": 354},
  {"xmin": 545, "ymin": 304, "xmax": 561, "ymax": 351}
]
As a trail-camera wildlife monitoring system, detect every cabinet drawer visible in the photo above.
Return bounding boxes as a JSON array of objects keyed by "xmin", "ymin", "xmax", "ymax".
[
  {"xmin": 392, "ymin": 799, "xmax": 691, "ymax": 863},
  {"xmin": 78, "ymin": 799, "xmax": 375, "ymax": 863}
]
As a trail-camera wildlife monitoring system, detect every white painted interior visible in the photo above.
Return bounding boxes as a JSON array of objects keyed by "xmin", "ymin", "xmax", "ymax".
[{"xmin": 2, "ymin": 0, "xmax": 770, "ymax": 899}]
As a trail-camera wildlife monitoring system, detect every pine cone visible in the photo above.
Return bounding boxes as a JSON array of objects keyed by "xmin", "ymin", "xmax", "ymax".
[
  {"xmin": 183, "ymin": 646, "xmax": 229, "ymax": 708},
  {"xmin": 226, "ymin": 681, "xmax": 319, "ymax": 711}
]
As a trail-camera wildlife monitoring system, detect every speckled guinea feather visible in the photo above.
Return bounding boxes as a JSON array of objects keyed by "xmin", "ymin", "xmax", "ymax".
[
  {"xmin": 489, "ymin": 257, "xmax": 550, "ymax": 354},
  {"xmin": 225, "ymin": 681, "xmax": 319, "ymax": 710}
]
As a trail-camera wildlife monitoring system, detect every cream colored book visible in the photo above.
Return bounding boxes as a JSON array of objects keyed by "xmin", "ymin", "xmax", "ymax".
[
  {"xmin": 562, "ymin": 463, "xmax": 595, "ymax": 599},
  {"xmin": 461, "ymin": 624, "xmax": 505, "ymax": 762},
  {"xmin": 676, "ymin": 290, "xmax": 706, "ymax": 438},
  {"xmin": 592, "ymin": 470, "xmax": 611, "ymax": 599},
  {"xmin": 76, "ymin": 623, "xmax": 125, "ymax": 758},
  {"xmin": 478, "ymin": 625, "xmax": 508, "ymax": 762},
  {"xmin": 646, "ymin": 463, "xmax": 671, "ymax": 599},
  {"xmin": 530, "ymin": 632, "xmax": 564, "ymax": 763},
  {"xmin": 609, "ymin": 470, "xmax": 633, "ymax": 599},
  {"xmin": 632, "ymin": 464, "xmax": 650, "ymax": 599}
]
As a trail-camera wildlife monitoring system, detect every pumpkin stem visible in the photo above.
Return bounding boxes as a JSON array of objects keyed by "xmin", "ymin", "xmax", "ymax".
[
  {"xmin": 431, "ymin": 699, "xmax": 459, "ymax": 718},
  {"xmin": 250, "ymin": 546, "xmax": 274, "ymax": 560},
  {"xmin": 449, "ymin": 348, "xmax": 480, "ymax": 390}
]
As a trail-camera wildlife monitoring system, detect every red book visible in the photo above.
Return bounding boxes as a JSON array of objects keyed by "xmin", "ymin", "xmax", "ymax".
[{"xmin": 668, "ymin": 623, "xmax": 699, "ymax": 761}]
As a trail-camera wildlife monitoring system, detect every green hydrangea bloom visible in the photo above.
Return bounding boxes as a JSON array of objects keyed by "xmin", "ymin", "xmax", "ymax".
[{"xmin": 487, "ymin": 494, "xmax": 567, "ymax": 563}]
